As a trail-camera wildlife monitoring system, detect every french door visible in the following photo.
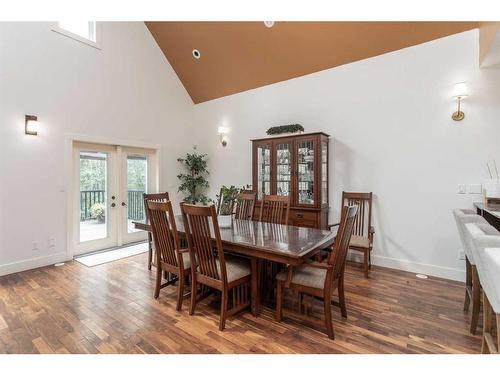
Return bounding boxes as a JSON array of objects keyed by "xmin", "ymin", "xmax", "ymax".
[{"xmin": 72, "ymin": 142, "xmax": 158, "ymax": 256}]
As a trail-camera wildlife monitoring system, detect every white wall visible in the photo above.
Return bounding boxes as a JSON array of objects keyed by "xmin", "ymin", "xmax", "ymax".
[
  {"xmin": 193, "ymin": 30, "xmax": 500, "ymax": 281},
  {"xmin": 0, "ymin": 22, "xmax": 194, "ymax": 275}
]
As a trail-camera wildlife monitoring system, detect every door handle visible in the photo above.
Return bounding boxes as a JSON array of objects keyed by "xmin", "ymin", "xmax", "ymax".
[
  {"xmin": 110, "ymin": 203, "xmax": 116, "ymax": 208},
  {"xmin": 121, "ymin": 202, "xmax": 127, "ymax": 207}
]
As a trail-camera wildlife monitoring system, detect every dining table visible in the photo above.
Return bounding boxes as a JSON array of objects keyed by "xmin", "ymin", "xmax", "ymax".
[{"xmin": 133, "ymin": 216, "xmax": 336, "ymax": 316}]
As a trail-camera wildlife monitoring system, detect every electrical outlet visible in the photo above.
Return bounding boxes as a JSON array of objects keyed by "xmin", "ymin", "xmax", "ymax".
[
  {"xmin": 48, "ymin": 238, "xmax": 56, "ymax": 248},
  {"xmin": 458, "ymin": 184, "xmax": 466, "ymax": 194},
  {"xmin": 458, "ymin": 249, "xmax": 465, "ymax": 260},
  {"xmin": 32, "ymin": 241, "xmax": 38, "ymax": 251}
]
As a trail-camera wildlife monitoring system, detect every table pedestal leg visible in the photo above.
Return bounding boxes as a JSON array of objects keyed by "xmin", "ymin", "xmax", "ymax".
[{"xmin": 251, "ymin": 257, "xmax": 260, "ymax": 316}]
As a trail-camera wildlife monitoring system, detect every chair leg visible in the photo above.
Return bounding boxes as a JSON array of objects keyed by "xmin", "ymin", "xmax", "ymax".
[
  {"xmin": 276, "ymin": 281, "xmax": 283, "ymax": 322},
  {"xmin": 368, "ymin": 250, "xmax": 372, "ymax": 269},
  {"xmin": 147, "ymin": 233, "xmax": 153, "ymax": 270},
  {"xmin": 338, "ymin": 277, "xmax": 347, "ymax": 318},
  {"xmin": 154, "ymin": 266, "xmax": 162, "ymax": 299},
  {"xmin": 189, "ymin": 274, "xmax": 197, "ymax": 315},
  {"xmin": 363, "ymin": 251, "xmax": 369, "ymax": 278},
  {"xmin": 470, "ymin": 266, "xmax": 481, "ymax": 335},
  {"xmin": 464, "ymin": 257, "xmax": 472, "ymax": 312},
  {"xmin": 482, "ymin": 291, "xmax": 492, "ymax": 353},
  {"xmin": 324, "ymin": 295, "xmax": 335, "ymax": 340},
  {"xmin": 176, "ymin": 273, "xmax": 185, "ymax": 311},
  {"xmin": 219, "ymin": 289, "xmax": 228, "ymax": 331}
]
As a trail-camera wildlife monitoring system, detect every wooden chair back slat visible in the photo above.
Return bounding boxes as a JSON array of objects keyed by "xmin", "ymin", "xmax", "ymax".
[
  {"xmin": 143, "ymin": 192, "xmax": 170, "ymax": 223},
  {"xmin": 259, "ymin": 194, "xmax": 290, "ymax": 225},
  {"xmin": 181, "ymin": 203, "xmax": 227, "ymax": 283},
  {"xmin": 147, "ymin": 200, "xmax": 182, "ymax": 268},
  {"xmin": 342, "ymin": 192, "xmax": 372, "ymax": 238},
  {"xmin": 234, "ymin": 192, "xmax": 256, "ymax": 220},
  {"xmin": 328, "ymin": 205, "xmax": 358, "ymax": 280}
]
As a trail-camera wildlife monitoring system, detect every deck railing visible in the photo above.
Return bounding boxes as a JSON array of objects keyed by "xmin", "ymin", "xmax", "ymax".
[{"xmin": 80, "ymin": 190, "xmax": 145, "ymax": 221}]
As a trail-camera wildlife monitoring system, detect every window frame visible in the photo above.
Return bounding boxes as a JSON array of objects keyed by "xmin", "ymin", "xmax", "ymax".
[{"xmin": 51, "ymin": 21, "xmax": 101, "ymax": 50}]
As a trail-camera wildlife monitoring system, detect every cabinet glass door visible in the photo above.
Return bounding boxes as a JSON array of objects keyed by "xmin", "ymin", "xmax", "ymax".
[
  {"xmin": 275, "ymin": 142, "xmax": 292, "ymax": 196},
  {"xmin": 256, "ymin": 143, "xmax": 271, "ymax": 199},
  {"xmin": 321, "ymin": 140, "xmax": 328, "ymax": 205},
  {"xmin": 296, "ymin": 139, "xmax": 316, "ymax": 205}
]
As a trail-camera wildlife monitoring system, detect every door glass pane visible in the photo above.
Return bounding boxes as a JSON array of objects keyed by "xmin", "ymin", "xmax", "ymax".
[
  {"xmin": 257, "ymin": 144, "xmax": 271, "ymax": 199},
  {"xmin": 79, "ymin": 151, "xmax": 107, "ymax": 242},
  {"xmin": 127, "ymin": 155, "xmax": 148, "ymax": 233},
  {"xmin": 297, "ymin": 140, "xmax": 315, "ymax": 205},
  {"xmin": 276, "ymin": 143, "xmax": 291, "ymax": 196},
  {"xmin": 322, "ymin": 141, "xmax": 328, "ymax": 205}
]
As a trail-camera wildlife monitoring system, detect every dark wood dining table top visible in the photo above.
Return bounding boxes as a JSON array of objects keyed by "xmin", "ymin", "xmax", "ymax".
[{"xmin": 134, "ymin": 216, "xmax": 335, "ymax": 265}]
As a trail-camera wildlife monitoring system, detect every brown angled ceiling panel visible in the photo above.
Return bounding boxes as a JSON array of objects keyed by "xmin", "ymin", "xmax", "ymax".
[{"xmin": 146, "ymin": 22, "xmax": 478, "ymax": 103}]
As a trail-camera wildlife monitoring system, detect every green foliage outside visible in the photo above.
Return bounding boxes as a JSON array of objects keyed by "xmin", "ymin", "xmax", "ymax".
[
  {"xmin": 79, "ymin": 156, "xmax": 147, "ymax": 191},
  {"xmin": 80, "ymin": 158, "xmax": 106, "ymax": 191}
]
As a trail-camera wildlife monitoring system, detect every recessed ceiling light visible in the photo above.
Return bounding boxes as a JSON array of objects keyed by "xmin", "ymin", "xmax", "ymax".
[
  {"xmin": 192, "ymin": 49, "xmax": 201, "ymax": 59},
  {"xmin": 264, "ymin": 21, "xmax": 275, "ymax": 28},
  {"xmin": 416, "ymin": 273, "xmax": 428, "ymax": 279}
]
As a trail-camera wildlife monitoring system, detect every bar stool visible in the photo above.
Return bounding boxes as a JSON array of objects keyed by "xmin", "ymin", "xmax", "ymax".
[
  {"xmin": 467, "ymin": 223, "xmax": 500, "ymax": 353},
  {"xmin": 454, "ymin": 209, "xmax": 489, "ymax": 334}
]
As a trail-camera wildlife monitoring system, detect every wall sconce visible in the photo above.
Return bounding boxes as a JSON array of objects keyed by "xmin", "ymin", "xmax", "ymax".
[
  {"xmin": 452, "ymin": 82, "xmax": 468, "ymax": 121},
  {"xmin": 218, "ymin": 126, "xmax": 229, "ymax": 147},
  {"xmin": 25, "ymin": 115, "xmax": 38, "ymax": 135}
]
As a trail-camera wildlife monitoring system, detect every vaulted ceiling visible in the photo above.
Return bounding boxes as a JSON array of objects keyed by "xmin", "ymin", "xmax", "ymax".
[{"xmin": 146, "ymin": 22, "xmax": 478, "ymax": 104}]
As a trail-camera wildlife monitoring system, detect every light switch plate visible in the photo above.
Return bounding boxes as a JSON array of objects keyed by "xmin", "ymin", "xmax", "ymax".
[
  {"xmin": 458, "ymin": 184, "xmax": 466, "ymax": 194},
  {"xmin": 469, "ymin": 184, "xmax": 482, "ymax": 194}
]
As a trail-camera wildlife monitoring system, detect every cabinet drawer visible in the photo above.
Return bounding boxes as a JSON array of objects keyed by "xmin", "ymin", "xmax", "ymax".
[{"xmin": 289, "ymin": 210, "xmax": 319, "ymax": 228}]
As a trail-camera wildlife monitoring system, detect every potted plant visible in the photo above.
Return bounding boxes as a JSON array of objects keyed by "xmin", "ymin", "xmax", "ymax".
[
  {"xmin": 266, "ymin": 124, "xmax": 304, "ymax": 136},
  {"xmin": 90, "ymin": 203, "xmax": 106, "ymax": 223},
  {"xmin": 177, "ymin": 147, "xmax": 211, "ymax": 205}
]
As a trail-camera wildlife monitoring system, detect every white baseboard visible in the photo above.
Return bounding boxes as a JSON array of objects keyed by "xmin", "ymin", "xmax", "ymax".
[
  {"xmin": 347, "ymin": 253, "xmax": 465, "ymax": 282},
  {"xmin": 0, "ymin": 251, "xmax": 465, "ymax": 283},
  {"xmin": 0, "ymin": 252, "xmax": 70, "ymax": 277}
]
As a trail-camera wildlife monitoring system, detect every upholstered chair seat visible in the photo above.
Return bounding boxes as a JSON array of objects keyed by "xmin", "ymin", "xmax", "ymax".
[
  {"xmin": 216, "ymin": 257, "xmax": 251, "ymax": 283},
  {"xmin": 349, "ymin": 235, "xmax": 370, "ymax": 249},
  {"xmin": 276, "ymin": 266, "xmax": 326, "ymax": 289}
]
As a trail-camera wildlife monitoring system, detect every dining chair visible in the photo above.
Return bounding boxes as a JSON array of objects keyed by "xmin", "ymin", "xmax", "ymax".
[
  {"xmin": 147, "ymin": 200, "xmax": 191, "ymax": 310},
  {"xmin": 453, "ymin": 208, "xmax": 488, "ymax": 334},
  {"xmin": 259, "ymin": 194, "xmax": 290, "ymax": 225},
  {"xmin": 181, "ymin": 203, "xmax": 252, "ymax": 331},
  {"xmin": 329, "ymin": 192, "xmax": 373, "ymax": 278},
  {"xmin": 143, "ymin": 192, "xmax": 170, "ymax": 270},
  {"xmin": 276, "ymin": 205, "xmax": 358, "ymax": 340},
  {"xmin": 234, "ymin": 192, "xmax": 257, "ymax": 220}
]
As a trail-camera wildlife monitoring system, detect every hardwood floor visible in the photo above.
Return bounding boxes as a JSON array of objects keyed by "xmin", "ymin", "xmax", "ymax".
[{"xmin": 0, "ymin": 254, "xmax": 481, "ymax": 354}]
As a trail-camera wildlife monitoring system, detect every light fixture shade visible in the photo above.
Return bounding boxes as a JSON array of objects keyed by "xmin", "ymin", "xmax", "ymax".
[
  {"xmin": 25, "ymin": 115, "xmax": 38, "ymax": 135},
  {"xmin": 217, "ymin": 126, "xmax": 229, "ymax": 134},
  {"xmin": 453, "ymin": 82, "xmax": 468, "ymax": 99}
]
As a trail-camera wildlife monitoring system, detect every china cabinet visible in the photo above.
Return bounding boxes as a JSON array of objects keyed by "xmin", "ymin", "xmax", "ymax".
[{"xmin": 251, "ymin": 132, "xmax": 330, "ymax": 228}]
